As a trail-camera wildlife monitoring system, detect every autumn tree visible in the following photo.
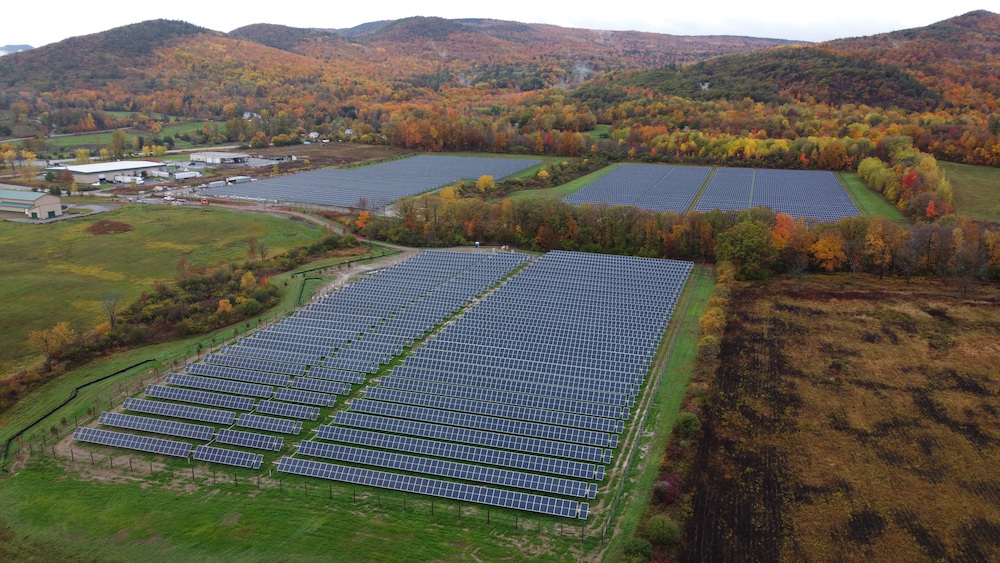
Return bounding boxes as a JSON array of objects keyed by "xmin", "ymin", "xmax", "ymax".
[
  {"xmin": 240, "ymin": 271, "xmax": 258, "ymax": 292},
  {"xmin": 715, "ymin": 219, "xmax": 776, "ymax": 280},
  {"xmin": 476, "ymin": 175, "xmax": 495, "ymax": 196},
  {"xmin": 27, "ymin": 322, "xmax": 77, "ymax": 372},
  {"xmin": 865, "ymin": 218, "xmax": 902, "ymax": 278},
  {"xmin": 811, "ymin": 230, "xmax": 847, "ymax": 272},
  {"xmin": 217, "ymin": 299, "xmax": 234, "ymax": 314},
  {"xmin": 356, "ymin": 210, "xmax": 371, "ymax": 229},
  {"xmin": 75, "ymin": 148, "xmax": 91, "ymax": 164}
]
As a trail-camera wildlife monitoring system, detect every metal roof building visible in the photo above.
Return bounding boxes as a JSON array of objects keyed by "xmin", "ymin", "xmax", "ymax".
[
  {"xmin": 0, "ymin": 188, "xmax": 62, "ymax": 219},
  {"xmin": 46, "ymin": 161, "xmax": 167, "ymax": 184}
]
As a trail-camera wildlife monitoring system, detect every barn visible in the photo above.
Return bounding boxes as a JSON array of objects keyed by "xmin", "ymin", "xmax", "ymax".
[{"xmin": 0, "ymin": 188, "xmax": 62, "ymax": 219}]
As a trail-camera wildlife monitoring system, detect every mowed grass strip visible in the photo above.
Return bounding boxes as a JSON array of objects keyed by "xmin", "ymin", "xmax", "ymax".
[
  {"xmin": 506, "ymin": 163, "xmax": 621, "ymax": 202},
  {"xmin": 836, "ymin": 172, "xmax": 906, "ymax": 222},
  {"xmin": 939, "ymin": 161, "xmax": 1000, "ymax": 223},
  {"xmin": 0, "ymin": 205, "xmax": 326, "ymax": 372}
]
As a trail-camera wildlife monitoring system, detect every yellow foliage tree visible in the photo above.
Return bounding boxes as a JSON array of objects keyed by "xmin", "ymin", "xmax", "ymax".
[
  {"xmin": 811, "ymin": 231, "xmax": 847, "ymax": 272},
  {"xmin": 356, "ymin": 210, "xmax": 371, "ymax": 229},
  {"xmin": 217, "ymin": 299, "xmax": 234, "ymax": 314},
  {"xmin": 476, "ymin": 175, "xmax": 495, "ymax": 195},
  {"xmin": 27, "ymin": 321, "xmax": 77, "ymax": 372},
  {"xmin": 240, "ymin": 271, "xmax": 257, "ymax": 292}
]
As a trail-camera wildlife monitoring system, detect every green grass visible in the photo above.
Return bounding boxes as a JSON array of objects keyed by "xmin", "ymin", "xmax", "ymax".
[
  {"xmin": 0, "ymin": 455, "xmax": 590, "ymax": 562},
  {"xmin": 836, "ymin": 172, "xmax": 906, "ymax": 222},
  {"xmin": 582, "ymin": 124, "xmax": 612, "ymax": 140},
  {"xmin": 45, "ymin": 120, "xmax": 226, "ymax": 152},
  {"xmin": 506, "ymin": 164, "xmax": 621, "ymax": 202},
  {"xmin": 939, "ymin": 161, "xmax": 1000, "ymax": 223},
  {"xmin": 0, "ymin": 205, "xmax": 327, "ymax": 373},
  {"xmin": 603, "ymin": 266, "xmax": 714, "ymax": 561}
]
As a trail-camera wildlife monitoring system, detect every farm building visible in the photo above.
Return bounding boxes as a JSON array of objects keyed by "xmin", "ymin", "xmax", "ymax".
[
  {"xmin": 190, "ymin": 152, "xmax": 250, "ymax": 164},
  {"xmin": 0, "ymin": 188, "xmax": 62, "ymax": 219},
  {"xmin": 47, "ymin": 161, "xmax": 167, "ymax": 184}
]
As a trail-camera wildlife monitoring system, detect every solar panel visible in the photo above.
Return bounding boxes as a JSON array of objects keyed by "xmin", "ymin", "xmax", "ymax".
[
  {"xmin": 185, "ymin": 363, "xmax": 290, "ymax": 387},
  {"xmin": 276, "ymin": 457, "xmax": 585, "ymax": 519},
  {"xmin": 145, "ymin": 385, "xmax": 256, "ymax": 411},
  {"xmin": 297, "ymin": 441, "xmax": 591, "ymax": 498},
  {"xmin": 124, "ymin": 397, "xmax": 235, "ymax": 425},
  {"xmin": 257, "ymin": 400, "xmax": 320, "ymax": 420},
  {"xmin": 193, "ymin": 445, "xmax": 263, "ymax": 469},
  {"xmin": 165, "ymin": 373, "xmax": 274, "ymax": 398},
  {"xmin": 73, "ymin": 426, "xmax": 192, "ymax": 458},
  {"xmin": 315, "ymin": 425, "xmax": 598, "ymax": 479},
  {"xmin": 305, "ymin": 367, "xmax": 365, "ymax": 384},
  {"xmin": 98, "ymin": 411, "xmax": 215, "ymax": 441},
  {"xmin": 216, "ymin": 428, "xmax": 283, "ymax": 451},
  {"xmin": 237, "ymin": 413, "xmax": 302, "ymax": 435},
  {"xmin": 291, "ymin": 377, "xmax": 351, "ymax": 396},
  {"xmin": 274, "ymin": 388, "xmax": 336, "ymax": 407},
  {"xmin": 203, "ymin": 353, "xmax": 306, "ymax": 376}
]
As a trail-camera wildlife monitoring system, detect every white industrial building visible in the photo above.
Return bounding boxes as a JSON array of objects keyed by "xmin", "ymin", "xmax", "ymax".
[{"xmin": 190, "ymin": 152, "xmax": 250, "ymax": 165}]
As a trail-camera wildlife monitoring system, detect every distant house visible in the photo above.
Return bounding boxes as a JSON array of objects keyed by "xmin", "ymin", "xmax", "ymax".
[
  {"xmin": 0, "ymin": 188, "xmax": 62, "ymax": 219},
  {"xmin": 46, "ymin": 161, "xmax": 166, "ymax": 184},
  {"xmin": 190, "ymin": 152, "xmax": 250, "ymax": 165}
]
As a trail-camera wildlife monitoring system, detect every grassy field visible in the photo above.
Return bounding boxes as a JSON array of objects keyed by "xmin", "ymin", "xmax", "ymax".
[
  {"xmin": 506, "ymin": 164, "xmax": 620, "ymax": 202},
  {"xmin": 684, "ymin": 274, "xmax": 1000, "ymax": 561},
  {"xmin": 939, "ymin": 161, "xmax": 1000, "ymax": 223},
  {"xmin": 45, "ymin": 120, "xmax": 227, "ymax": 152},
  {"xmin": 0, "ymin": 205, "xmax": 327, "ymax": 373},
  {"xmin": 837, "ymin": 172, "xmax": 907, "ymax": 222}
]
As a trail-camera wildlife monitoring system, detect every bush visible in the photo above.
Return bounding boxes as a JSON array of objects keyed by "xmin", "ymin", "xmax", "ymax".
[
  {"xmin": 621, "ymin": 537, "xmax": 653, "ymax": 561},
  {"xmin": 653, "ymin": 474, "xmax": 682, "ymax": 504},
  {"xmin": 696, "ymin": 334, "xmax": 721, "ymax": 360},
  {"xmin": 675, "ymin": 411, "xmax": 702, "ymax": 439},
  {"xmin": 646, "ymin": 514, "xmax": 681, "ymax": 545}
]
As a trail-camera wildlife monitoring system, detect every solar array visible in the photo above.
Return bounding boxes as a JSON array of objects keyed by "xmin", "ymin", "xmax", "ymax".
[
  {"xmin": 99, "ymin": 412, "xmax": 215, "ymax": 441},
  {"xmin": 201, "ymin": 155, "xmax": 541, "ymax": 208},
  {"xmin": 282, "ymin": 250, "xmax": 691, "ymax": 519},
  {"xmin": 565, "ymin": 164, "xmax": 859, "ymax": 221},
  {"xmin": 193, "ymin": 445, "xmax": 264, "ymax": 469},
  {"xmin": 564, "ymin": 164, "xmax": 712, "ymax": 212},
  {"xmin": 74, "ymin": 249, "xmax": 692, "ymax": 522},
  {"xmin": 73, "ymin": 427, "xmax": 192, "ymax": 458},
  {"xmin": 278, "ymin": 457, "xmax": 587, "ymax": 519},
  {"xmin": 693, "ymin": 168, "xmax": 860, "ymax": 221}
]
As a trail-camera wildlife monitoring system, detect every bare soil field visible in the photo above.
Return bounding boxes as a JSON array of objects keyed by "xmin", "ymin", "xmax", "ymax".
[{"xmin": 684, "ymin": 275, "xmax": 1000, "ymax": 562}]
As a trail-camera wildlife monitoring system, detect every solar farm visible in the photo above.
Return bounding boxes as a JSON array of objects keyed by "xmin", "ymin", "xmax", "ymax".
[
  {"xmin": 72, "ymin": 249, "xmax": 693, "ymax": 522},
  {"xmin": 201, "ymin": 155, "xmax": 541, "ymax": 208},
  {"xmin": 565, "ymin": 164, "xmax": 860, "ymax": 221}
]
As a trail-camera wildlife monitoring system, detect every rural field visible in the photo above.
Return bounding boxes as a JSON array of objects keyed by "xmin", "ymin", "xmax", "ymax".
[
  {"xmin": 939, "ymin": 161, "xmax": 1000, "ymax": 223},
  {"xmin": 0, "ymin": 205, "xmax": 328, "ymax": 372},
  {"xmin": 685, "ymin": 274, "xmax": 1000, "ymax": 562}
]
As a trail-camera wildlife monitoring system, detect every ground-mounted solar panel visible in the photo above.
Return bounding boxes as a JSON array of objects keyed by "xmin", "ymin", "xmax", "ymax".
[
  {"xmin": 185, "ymin": 363, "xmax": 290, "ymax": 387},
  {"xmin": 276, "ymin": 457, "xmax": 585, "ymax": 519},
  {"xmin": 124, "ymin": 397, "xmax": 235, "ymax": 425},
  {"xmin": 291, "ymin": 377, "xmax": 351, "ymax": 396},
  {"xmin": 315, "ymin": 425, "xmax": 598, "ymax": 480},
  {"xmin": 297, "ymin": 441, "xmax": 591, "ymax": 498},
  {"xmin": 274, "ymin": 387, "xmax": 336, "ymax": 407},
  {"xmin": 257, "ymin": 400, "xmax": 320, "ymax": 420},
  {"xmin": 216, "ymin": 428, "xmax": 283, "ymax": 451},
  {"xmin": 334, "ymin": 411, "xmax": 607, "ymax": 463},
  {"xmin": 98, "ymin": 411, "xmax": 215, "ymax": 441},
  {"xmin": 219, "ymin": 345, "xmax": 321, "ymax": 367},
  {"xmin": 73, "ymin": 426, "xmax": 192, "ymax": 458},
  {"xmin": 203, "ymin": 353, "xmax": 306, "ymax": 376},
  {"xmin": 165, "ymin": 373, "xmax": 274, "ymax": 399},
  {"xmin": 350, "ymin": 399, "xmax": 613, "ymax": 448},
  {"xmin": 305, "ymin": 366, "xmax": 366, "ymax": 384},
  {"xmin": 237, "ymin": 413, "xmax": 302, "ymax": 435},
  {"xmin": 193, "ymin": 445, "xmax": 263, "ymax": 469},
  {"xmin": 145, "ymin": 385, "xmax": 256, "ymax": 411},
  {"xmin": 364, "ymin": 387, "xmax": 622, "ymax": 434}
]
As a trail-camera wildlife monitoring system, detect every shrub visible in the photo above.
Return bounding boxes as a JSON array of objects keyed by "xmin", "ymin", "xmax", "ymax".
[
  {"xmin": 675, "ymin": 411, "xmax": 702, "ymax": 439},
  {"xmin": 696, "ymin": 334, "xmax": 721, "ymax": 360},
  {"xmin": 621, "ymin": 537, "xmax": 653, "ymax": 561},
  {"xmin": 646, "ymin": 514, "xmax": 681, "ymax": 545},
  {"xmin": 653, "ymin": 474, "xmax": 682, "ymax": 504}
]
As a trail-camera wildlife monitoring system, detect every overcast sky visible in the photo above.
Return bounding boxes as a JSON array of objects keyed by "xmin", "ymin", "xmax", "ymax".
[{"xmin": 2, "ymin": 3, "xmax": 992, "ymax": 48}]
